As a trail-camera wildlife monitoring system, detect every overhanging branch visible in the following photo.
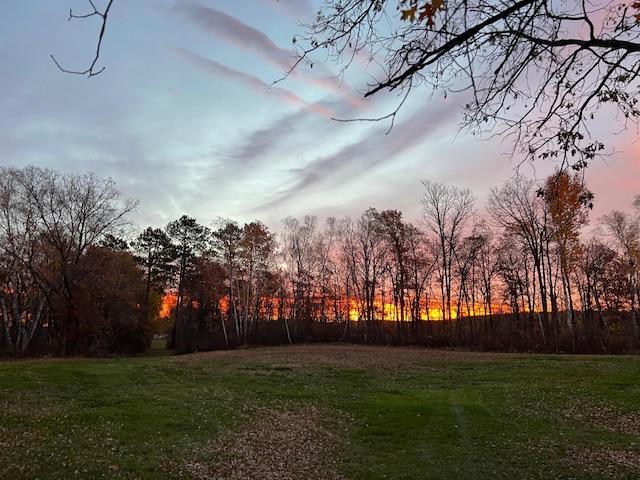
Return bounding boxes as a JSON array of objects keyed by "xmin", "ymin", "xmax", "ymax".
[{"xmin": 50, "ymin": 0, "xmax": 115, "ymax": 77}]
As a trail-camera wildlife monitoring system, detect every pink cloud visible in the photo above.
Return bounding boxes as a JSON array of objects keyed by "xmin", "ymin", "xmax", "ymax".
[
  {"xmin": 173, "ymin": 3, "xmax": 368, "ymax": 110},
  {"xmin": 173, "ymin": 3, "xmax": 294, "ymax": 70}
]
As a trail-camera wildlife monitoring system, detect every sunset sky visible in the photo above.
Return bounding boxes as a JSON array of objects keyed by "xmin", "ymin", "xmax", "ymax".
[{"xmin": 2, "ymin": 0, "xmax": 639, "ymax": 233}]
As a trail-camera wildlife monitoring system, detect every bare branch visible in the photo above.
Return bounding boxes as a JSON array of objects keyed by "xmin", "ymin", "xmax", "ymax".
[
  {"xmin": 288, "ymin": 0, "xmax": 640, "ymax": 169},
  {"xmin": 51, "ymin": 0, "xmax": 115, "ymax": 77},
  {"xmin": 331, "ymin": 86, "xmax": 412, "ymax": 134}
]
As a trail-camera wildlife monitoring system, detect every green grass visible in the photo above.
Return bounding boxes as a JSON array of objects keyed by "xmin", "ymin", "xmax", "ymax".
[
  {"xmin": 139, "ymin": 338, "xmax": 173, "ymax": 357},
  {"xmin": 1, "ymin": 345, "xmax": 640, "ymax": 479}
]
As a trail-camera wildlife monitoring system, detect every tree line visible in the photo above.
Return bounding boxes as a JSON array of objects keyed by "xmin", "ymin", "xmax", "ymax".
[{"xmin": 1, "ymin": 165, "xmax": 638, "ymax": 357}]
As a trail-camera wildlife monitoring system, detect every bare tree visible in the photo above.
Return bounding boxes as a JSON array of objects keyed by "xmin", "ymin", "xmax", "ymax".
[
  {"xmin": 280, "ymin": 215, "xmax": 321, "ymax": 340},
  {"xmin": 373, "ymin": 210, "xmax": 409, "ymax": 327},
  {"xmin": 0, "ymin": 173, "xmax": 45, "ymax": 355},
  {"xmin": 403, "ymin": 222, "xmax": 435, "ymax": 326},
  {"xmin": 420, "ymin": 180, "xmax": 475, "ymax": 323},
  {"xmin": 471, "ymin": 220, "xmax": 502, "ymax": 328},
  {"xmin": 0, "ymin": 166, "xmax": 137, "ymax": 355},
  {"xmin": 495, "ymin": 235, "xmax": 527, "ymax": 321},
  {"xmin": 213, "ymin": 219, "xmax": 243, "ymax": 343},
  {"xmin": 339, "ymin": 209, "xmax": 388, "ymax": 341},
  {"xmin": 372, "ymin": 209, "xmax": 434, "ymax": 338},
  {"xmin": 316, "ymin": 217, "xmax": 340, "ymax": 323},
  {"xmin": 237, "ymin": 221, "xmax": 277, "ymax": 343},
  {"xmin": 488, "ymin": 174, "xmax": 559, "ymax": 349},
  {"xmin": 577, "ymin": 238, "xmax": 619, "ymax": 346},
  {"xmin": 601, "ymin": 209, "xmax": 640, "ymax": 346}
]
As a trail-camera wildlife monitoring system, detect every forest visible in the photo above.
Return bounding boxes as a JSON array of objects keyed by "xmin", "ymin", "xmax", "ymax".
[{"xmin": 1, "ymin": 165, "xmax": 639, "ymax": 357}]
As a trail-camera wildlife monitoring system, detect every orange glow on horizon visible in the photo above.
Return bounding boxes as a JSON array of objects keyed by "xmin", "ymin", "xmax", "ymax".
[
  {"xmin": 159, "ymin": 293, "xmax": 177, "ymax": 318},
  {"xmin": 347, "ymin": 298, "xmax": 509, "ymax": 322},
  {"xmin": 160, "ymin": 292, "xmax": 509, "ymax": 322}
]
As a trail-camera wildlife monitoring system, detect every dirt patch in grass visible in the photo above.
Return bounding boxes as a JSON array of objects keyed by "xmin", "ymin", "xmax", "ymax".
[
  {"xmin": 559, "ymin": 398, "xmax": 640, "ymax": 476},
  {"xmin": 172, "ymin": 343, "xmax": 508, "ymax": 372},
  {"xmin": 562, "ymin": 398, "xmax": 640, "ymax": 436},
  {"xmin": 183, "ymin": 405, "xmax": 347, "ymax": 480},
  {"xmin": 567, "ymin": 446, "xmax": 640, "ymax": 478}
]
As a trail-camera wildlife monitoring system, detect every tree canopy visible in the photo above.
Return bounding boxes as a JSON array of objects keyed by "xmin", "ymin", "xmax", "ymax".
[
  {"xmin": 290, "ymin": 0, "xmax": 640, "ymax": 169},
  {"xmin": 2, "ymin": 163, "xmax": 640, "ymax": 356}
]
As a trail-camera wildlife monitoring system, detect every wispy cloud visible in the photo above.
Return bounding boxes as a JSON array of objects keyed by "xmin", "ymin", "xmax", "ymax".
[
  {"xmin": 170, "ymin": 47, "xmax": 333, "ymax": 117},
  {"xmin": 264, "ymin": 0, "xmax": 315, "ymax": 21},
  {"xmin": 173, "ymin": 3, "xmax": 295, "ymax": 70},
  {"xmin": 219, "ymin": 90, "xmax": 397, "ymax": 171},
  {"xmin": 256, "ymin": 97, "xmax": 461, "ymax": 212},
  {"xmin": 223, "ymin": 110, "xmax": 305, "ymax": 166},
  {"xmin": 172, "ymin": 2, "xmax": 368, "ymax": 109}
]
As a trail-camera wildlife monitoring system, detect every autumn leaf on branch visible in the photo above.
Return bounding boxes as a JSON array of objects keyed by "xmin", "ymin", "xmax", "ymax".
[
  {"xmin": 631, "ymin": 1, "xmax": 640, "ymax": 20},
  {"xmin": 400, "ymin": 0, "xmax": 445, "ymax": 25},
  {"xmin": 401, "ymin": 4, "xmax": 418, "ymax": 21}
]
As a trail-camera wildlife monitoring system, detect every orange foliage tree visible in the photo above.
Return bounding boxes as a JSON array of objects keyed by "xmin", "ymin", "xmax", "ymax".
[{"xmin": 541, "ymin": 170, "xmax": 593, "ymax": 336}]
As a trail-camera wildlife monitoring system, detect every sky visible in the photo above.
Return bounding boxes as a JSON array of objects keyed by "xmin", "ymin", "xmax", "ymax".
[{"xmin": 1, "ymin": 0, "xmax": 639, "ymax": 235}]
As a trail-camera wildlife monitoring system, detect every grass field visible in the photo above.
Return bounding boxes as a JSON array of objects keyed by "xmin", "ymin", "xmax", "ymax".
[{"xmin": 1, "ymin": 344, "xmax": 640, "ymax": 479}]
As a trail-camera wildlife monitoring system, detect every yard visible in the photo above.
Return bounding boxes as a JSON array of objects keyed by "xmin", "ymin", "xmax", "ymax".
[{"xmin": 1, "ymin": 344, "xmax": 639, "ymax": 479}]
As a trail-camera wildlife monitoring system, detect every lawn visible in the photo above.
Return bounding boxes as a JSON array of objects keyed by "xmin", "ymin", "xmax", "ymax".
[{"xmin": 1, "ymin": 344, "xmax": 639, "ymax": 479}]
